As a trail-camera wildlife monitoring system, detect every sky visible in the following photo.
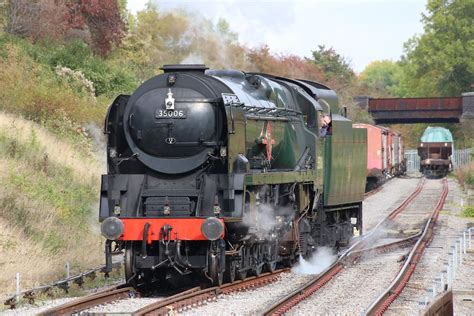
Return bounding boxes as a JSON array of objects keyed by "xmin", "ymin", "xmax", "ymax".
[{"xmin": 126, "ymin": 0, "xmax": 427, "ymax": 73}]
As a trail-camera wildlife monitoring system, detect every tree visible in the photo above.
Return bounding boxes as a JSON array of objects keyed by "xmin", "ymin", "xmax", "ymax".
[
  {"xmin": 308, "ymin": 45, "xmax": 354, "ymax": 84},
  {"xmin": 359, "ymin": 60, "xmax": 401, "ymax": 97},
  {"xmin": 66, "ymin": 0, "xmax": 126, "ymax": 56},
  {"xmin": 5, "ymin": 0, "xmax": 68, "ymax": 40},
  {"xmin": 3, "ymin": 0, "xmax": 125, "ymax": 56},
  {"xmin": 396, "ymin": 0, "xmax": 474, "ymax": 97}
]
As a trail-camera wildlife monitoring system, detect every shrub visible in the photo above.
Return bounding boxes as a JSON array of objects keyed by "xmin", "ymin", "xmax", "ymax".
[
  {"xmin": 462, "ymin": 206, "xmax": 474, "ymax": 218},
  {"xmin": 0, "ymin": 39, "xmax": 107, "ymax": 140}
]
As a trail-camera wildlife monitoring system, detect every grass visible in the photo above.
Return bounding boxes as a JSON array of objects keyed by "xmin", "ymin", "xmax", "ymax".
[
  {"xmin": 0, "ymin": 112, "xmax": 104, "ymax": 297},
  {"xmin": 454, "ymin": 160, "xmax": 474, "ymax": 189}
]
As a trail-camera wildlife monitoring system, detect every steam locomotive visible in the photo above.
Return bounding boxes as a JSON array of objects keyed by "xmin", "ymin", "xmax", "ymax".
[
  {"xmin": 418, "ymin": 126, "xmax": 453, "ymax": 178},
  {"xmin": 99, "ymin": 64, "xmax": 367, "ymax": 287}
]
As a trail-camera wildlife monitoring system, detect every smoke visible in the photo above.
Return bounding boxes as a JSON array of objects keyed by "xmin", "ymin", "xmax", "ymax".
[
  {"xmin": 85, "ymin": 122, "xmax": 107, "ymax": 170},
  {"xmin": 180, "ymin": 53, "xmax": 205, "ymax": 64},
  {"xmin": 242, "ymin": 203, "xmax": 293, "ymax": 240},
  {"xmin": 292, "ymin": 247, "xmax": 337, "ymax": 275}
]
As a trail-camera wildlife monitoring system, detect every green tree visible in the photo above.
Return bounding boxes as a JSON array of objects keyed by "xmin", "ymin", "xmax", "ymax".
[
  {"xmin": 396, "ymin": 0, "xmax": 474, "ymax": 97},
  {"xmin": 359, "ymin": 60, "xmax": 401, "ymax": 96},
  {"xmin": 308, "ymin": 45, "xmax": 354, "ymax": 84}
]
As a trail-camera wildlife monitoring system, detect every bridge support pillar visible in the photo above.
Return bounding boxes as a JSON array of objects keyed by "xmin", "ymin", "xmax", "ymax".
[
  {"xmin": 461, "ymin": 92, "xmax": 474, "ymax": 119},
  {"xmin": 353, "ymin": 95, "xmax": 370, "ymax": 109}
]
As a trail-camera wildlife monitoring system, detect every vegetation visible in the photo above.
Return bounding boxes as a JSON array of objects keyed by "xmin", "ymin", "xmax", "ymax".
[
  {"xmin": 461, "ymin": 205, "xmax": 474, "ymax": 218},
  {"xmin": 455, "ymin": 160, "xmax": 474, "ymax": 189},
  {"xmin": 0, "ymin": 113, "xmax": 103, "ymax": 296}
]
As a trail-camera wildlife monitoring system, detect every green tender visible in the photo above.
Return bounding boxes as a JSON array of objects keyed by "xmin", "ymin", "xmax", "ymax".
[{"xmin": 323, "ymin": 116, "xmax": 367, "ymax": 206}]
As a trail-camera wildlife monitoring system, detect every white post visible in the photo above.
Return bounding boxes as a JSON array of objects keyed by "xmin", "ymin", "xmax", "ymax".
[
  {"xmin": 469, "ymin": 228, "xmax": 472, "ymax": 250},
  {"xmin": 458, "ymin": 239, "xmax": 463, "ymax": 263},
  {"xmin": 66, "ymin": 262, "xmax": 70, "ymax": 279},
  {"xmin": 454, "ymin": 245, "xmax": 458, "ymax": 269},
  {"xmin": 440, "ymin": 272, "xmax": 444, "ymax": 290},
  {"xmin": 16, "ymin": 272, "xmax": 20, "ymax": 300},
  {"xmin": 433, "ymin": 284, "xmax": 437, "ymax": 298},
  {"xmin": 463, "ymin": 231, "xmax": 467, "ymax": 254},
  {"xmin": 448, "ymin": 258, "xmax": 452, "ymax": 284},
  {"xmin": 451, "ymin": 259, "xmax": 455, "ymax": 282}
]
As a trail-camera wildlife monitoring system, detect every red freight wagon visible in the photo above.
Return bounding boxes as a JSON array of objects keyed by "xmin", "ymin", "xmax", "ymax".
[{"xmin": 353, "ymin": 124, "xmax": 406, "ymax": 191}]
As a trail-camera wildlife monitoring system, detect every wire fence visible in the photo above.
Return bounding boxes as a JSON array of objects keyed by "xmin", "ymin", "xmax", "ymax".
[
  {"xmin": 452, "ymin": 148, "xmax": 472, "ymax": 169},
  {"xmin": 405, "ymin": 148, "xmax": 472, "ymax": 172},
  {"xmin": 1, "ymin": 261, "xmax": 122, "ymax": 309}
]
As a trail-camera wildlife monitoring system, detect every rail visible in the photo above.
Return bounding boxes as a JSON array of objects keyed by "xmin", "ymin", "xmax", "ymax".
[
  {"xmin": 39, "ymin": 284, "xmax": 135, "ymax": 315},
  {"xmin": 364, "ymin": 178, "xmax": 448, "ymax": 315},
  {"xmin": 133, "ymin": 269, "xmax": 290, "ymax": 316}
]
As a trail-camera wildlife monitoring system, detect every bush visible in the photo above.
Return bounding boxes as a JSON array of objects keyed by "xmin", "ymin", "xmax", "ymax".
[
  {"xmin": 455, "ymin": 161, "xmax": 474, "ymax": 189},
  {"xmin": 0, "ymin": 37, "xmax": 109, "ymax": 140},
  {"xmin": 462, "ymin": 206, "xmax": 474, "ymax": 218},
  {"xmin": 21, "ymin": 38, "xmax": 138, "ymax": 97}
]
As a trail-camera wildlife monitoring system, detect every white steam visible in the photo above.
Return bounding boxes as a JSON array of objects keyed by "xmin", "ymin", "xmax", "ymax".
[
  {"xmin": 292, "ymin": 247, "xmax": 337, "ymax": 275},
  {"xmin": 180, "ymin": 53, "xmax": 205, "ymax": 64},
  {"xmin": 85, "ymin": 122, "xmax": 107, "ymax": 170},
  {"xmin": 242, "ymin": 203, "xmax": 293, "ymax": 240}
]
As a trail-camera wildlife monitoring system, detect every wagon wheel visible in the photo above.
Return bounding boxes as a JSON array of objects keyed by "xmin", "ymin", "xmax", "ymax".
[
  {"xmin": 224, "ymin": 259, "xmax": 237, "ymax": 283},
  {"xmin": 265, "ymin": 261, "xmax": 277, "ymax": 273},
  {"xmin": 124, "ymin": 242, "xmax": 138, "ymax": 287},
  {"xmin": 209, "ymin": 252, "xmax": 224, "ymax": 286},
  {"xmin": 252, "ymin": 263, "xmax": 263, "ymax": 276},
  {"xmin": 236, "ymin": 268, "xmax": 247, "ymax": 280}
]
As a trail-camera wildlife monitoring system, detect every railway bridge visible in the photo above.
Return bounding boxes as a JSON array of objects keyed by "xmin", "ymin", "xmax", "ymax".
[{"xmin": 354, "ymin": 92, "xmax": 474, "ymax": 124}]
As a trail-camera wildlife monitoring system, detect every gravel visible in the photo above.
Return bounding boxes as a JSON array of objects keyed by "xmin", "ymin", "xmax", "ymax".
[
  {"xmin": 181, "ymin": 272, "xmax": 314, "ymax": 316},
  {"xmin": 288, "ymin": 249, "xmax": 407, "ymax": 315},
  {"xmin": 82, "ymin": 297, "xmax": 163, "ymax": 314},
  {"xmin": 363, "ymin": 177, "xmax": 421, "ymax": 231},
  {"xmin": 0, "ymin": 297, "xmax": 77, "ymax": 316}
]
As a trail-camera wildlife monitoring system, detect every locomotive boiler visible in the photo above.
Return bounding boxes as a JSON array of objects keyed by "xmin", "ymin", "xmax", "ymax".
[{"xmin": 99, "ymin": 64, "xmax": 367, "ymax": 287}]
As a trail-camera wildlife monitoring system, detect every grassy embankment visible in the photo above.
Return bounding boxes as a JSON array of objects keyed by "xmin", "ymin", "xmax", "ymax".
[{"xmin": 0, "ymin": 34, "xmax": 137, "ymax": 296}]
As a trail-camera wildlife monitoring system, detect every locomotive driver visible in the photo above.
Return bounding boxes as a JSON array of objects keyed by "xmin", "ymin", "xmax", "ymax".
[{"xmin": 319, "ymin": 114, "xmax": 332, "ymax": 137}]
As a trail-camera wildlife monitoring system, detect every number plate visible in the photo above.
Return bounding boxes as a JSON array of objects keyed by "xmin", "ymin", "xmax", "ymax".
[{"xmin": 155, "ymin": 109, "xmax": 187, "ymax": 119}]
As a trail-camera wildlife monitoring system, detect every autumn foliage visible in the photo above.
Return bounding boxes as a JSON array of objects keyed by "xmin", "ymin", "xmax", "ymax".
[
  {"xmin": 5, "ymin": 0, "xmax": 125, "ymax": 56},
  {"xmin": 66, "ymin": 0, "xmax": 125, "ymax": 56}
]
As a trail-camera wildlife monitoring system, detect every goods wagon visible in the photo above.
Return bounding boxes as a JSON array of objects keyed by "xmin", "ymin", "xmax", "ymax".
[
  {"xmin": 353, "ymin": 124, "xmax": 405, "ymax": 190},
  {"xmin": 418, "ymin": 126, "xmax": 453, "ymax": 178}
]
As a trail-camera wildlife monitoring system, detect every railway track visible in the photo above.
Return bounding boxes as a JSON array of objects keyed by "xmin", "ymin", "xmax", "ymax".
[
  {"xmin": 39, "ymin": 284, "xmax": 137, "ymax": 315},
  {"xmin": 365, "ymin": 178, "xmax": 449, "ymax": 315},
  {"xmin": 261, "ymin": 177, "xmax": 450, "ymax": 315},
  {"xmin": 40, "ymin": 269, "xmax": 289, "ymax": 315}
]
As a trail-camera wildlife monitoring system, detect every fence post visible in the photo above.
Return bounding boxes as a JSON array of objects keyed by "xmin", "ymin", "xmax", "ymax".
[
  {"xmin": 469, "ymin": 228, "xmax": 472, "ymax": 250},
  {"xmin": 66, "ymin": 262, "xmax": 70, "ymax": 279},
  {"xmin": 16, "ymin": 272, "xmax": 20, "ymax": 301}
]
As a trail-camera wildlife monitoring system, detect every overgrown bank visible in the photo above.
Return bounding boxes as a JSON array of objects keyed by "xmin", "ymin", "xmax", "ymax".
[{"xmin": 0, "ymin": 112, "xmax": 104, "ymax": 296}]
